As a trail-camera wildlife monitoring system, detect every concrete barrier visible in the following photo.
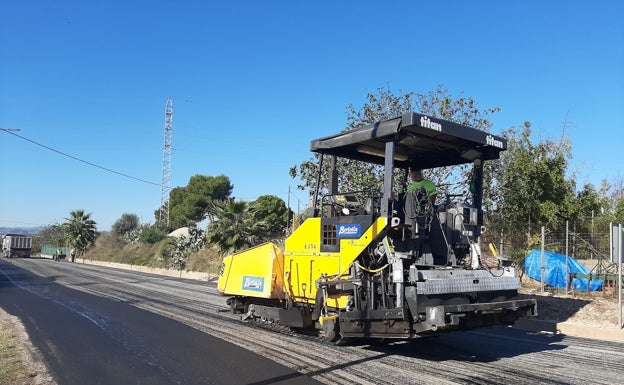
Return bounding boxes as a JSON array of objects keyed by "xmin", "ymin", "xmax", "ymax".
[{"xmin": 74, "ymin": 258, "xmax": 217, "ymax": 282}]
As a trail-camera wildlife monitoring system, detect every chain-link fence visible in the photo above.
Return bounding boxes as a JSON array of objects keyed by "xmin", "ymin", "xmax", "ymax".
[
  {"xmin": 544, "ymin": 230, "xmax": 620, "ymax": 288},
  {"xmin": 487, "ymin": 225, "xmax": 620, "ymax": 289},
  {"xmin": 542, "ymin": 231, "xmax": 610, "ymax": 260}
]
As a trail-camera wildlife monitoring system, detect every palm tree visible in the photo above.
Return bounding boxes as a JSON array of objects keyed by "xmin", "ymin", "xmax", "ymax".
[
  {"xmin": 206, "ymin": 199, "xmax": 267, "ymax": 255},
  {"xmin": 63, "ymin": 209, "xmax": 97, "ymax": 259}
]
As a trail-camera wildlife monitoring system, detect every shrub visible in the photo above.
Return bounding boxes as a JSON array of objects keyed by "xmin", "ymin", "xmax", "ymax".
[{"xmin": 139, "ymin": 226, "xmax": 166, "ymax": 245}]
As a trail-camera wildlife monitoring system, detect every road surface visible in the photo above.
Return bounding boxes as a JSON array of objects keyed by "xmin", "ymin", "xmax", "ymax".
[
  {"xmin": 0, "ymin": 258, "xmax": 321, "ymax": 385},
  {"xmin": 2, "ymin": 258, "xmax": 623, "ymax": 384}
]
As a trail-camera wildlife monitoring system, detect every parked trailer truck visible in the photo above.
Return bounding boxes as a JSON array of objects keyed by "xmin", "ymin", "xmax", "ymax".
[{"xmin": 2, "ymin": 234, "xmax": 33, "ymax": 258}]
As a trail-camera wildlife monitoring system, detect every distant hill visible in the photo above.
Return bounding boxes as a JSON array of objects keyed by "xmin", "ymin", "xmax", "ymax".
[{"xmin": 0, "ymin": 226, "xmax": 46, "ymax": 236}]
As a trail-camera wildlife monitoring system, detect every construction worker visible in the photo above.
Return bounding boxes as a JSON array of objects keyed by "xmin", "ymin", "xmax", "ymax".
[{"xmin": 407, "ymin": 169, "xmax": 437, "ymax": 205}]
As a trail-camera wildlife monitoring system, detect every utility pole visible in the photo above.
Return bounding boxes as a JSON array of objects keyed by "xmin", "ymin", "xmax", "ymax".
[{"xmin": 159, "ymin": 97, "xmax": 173, "ymax": 228}]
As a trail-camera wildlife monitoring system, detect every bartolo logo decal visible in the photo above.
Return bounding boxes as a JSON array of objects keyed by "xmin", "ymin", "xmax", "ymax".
[
  {"xmin": 337, "ymin": 223, "xmax": 362, "ymax": 238},
  {"xmin": 243, "ymin": 276, "xmax": 264, "ymax": 292}
]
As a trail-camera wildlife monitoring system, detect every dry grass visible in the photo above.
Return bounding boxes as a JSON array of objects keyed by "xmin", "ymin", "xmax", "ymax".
[
  {"xmin": 0, "ymin": 320, "xmax": 28, "ymax": 384},
  {"xmin": 0, "ymin": 310, "xmax": 55, "ymax": 385},
  {"xmin": 87, "ymin": 233, "xmax": 125, "ymax": 259},
  {"xmin": 83, "ymin": 235, "xmax": 224, "ymax": 275},
  {"xmin": 186, "ymin": 248, "xmax": 223, "ymax": 275}
]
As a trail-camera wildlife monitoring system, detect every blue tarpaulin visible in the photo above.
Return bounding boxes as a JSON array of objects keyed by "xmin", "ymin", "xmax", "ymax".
[{"xmin": 524, "ymin": 249, "xmax": 603, "ymax": 291}]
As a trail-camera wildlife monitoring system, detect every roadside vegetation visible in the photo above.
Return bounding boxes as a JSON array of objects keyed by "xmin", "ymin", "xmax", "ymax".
[
  {"xmin": 33, "ymin": 194, "xmax": 290, "ymax": 276},
  {"xmin": 0, "ymin": 316, "xmax": 29, "ymax": 384},
  {"xmin": 28, "ymin": 86, "xmax": 624, "ymax": 274},
  {"xmin": 0, "ymin": 309, "xmax": 54, "ymax": 385},
  {"xmin": 83, "ymin": 233, "xmax": 226, "ymax": 276}
]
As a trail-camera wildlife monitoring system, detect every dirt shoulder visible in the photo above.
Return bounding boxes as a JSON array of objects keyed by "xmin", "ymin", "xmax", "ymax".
[
  {"xmin": 0, "ymin": 308, "xmax": 55, "ymax": 385},
  {"xmin": 518, "ymin": 276, "xmax": 623, "ymax": 327}
]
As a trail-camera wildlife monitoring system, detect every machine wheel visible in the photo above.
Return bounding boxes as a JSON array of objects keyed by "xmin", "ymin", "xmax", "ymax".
[{"xmin": 226, "ymin": 297, "xmax": 247, "ymax": 314}]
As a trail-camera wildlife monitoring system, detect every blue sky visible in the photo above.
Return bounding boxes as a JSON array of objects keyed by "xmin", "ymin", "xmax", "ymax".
[{"xmin": 1, "ymin": 1, "xmax": 622, "ymax": 231}]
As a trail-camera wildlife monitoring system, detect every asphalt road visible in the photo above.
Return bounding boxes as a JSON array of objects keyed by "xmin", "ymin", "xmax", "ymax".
[
  {"xmin": 0, "ymin": 259, "xmax": 322, "ymax": 385},
  {"xmin": 2, "ymin": 258, "xmax": 624, "ymax": 385}
]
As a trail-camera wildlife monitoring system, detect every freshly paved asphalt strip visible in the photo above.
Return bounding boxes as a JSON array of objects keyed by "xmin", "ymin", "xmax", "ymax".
[
  {"xmin": 0, "ymin": 260, "xmax": 322, "ymax": 385},
  {"xmin": 77, "ymin": 257, "xmax": 624, "ymax": 343}
]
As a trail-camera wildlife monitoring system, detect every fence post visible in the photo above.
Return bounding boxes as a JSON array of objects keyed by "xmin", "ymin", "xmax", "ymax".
[
  {"xmin": 566, "ymin": 221, "xmax": 570, "ymax": 294},
  {"xmin": 541, "ymin": 226, "xmax": 545, "ymax": 295},
  {"xmin": 618, "ymin": 223, "xmax": 622, "ymax": 329}
]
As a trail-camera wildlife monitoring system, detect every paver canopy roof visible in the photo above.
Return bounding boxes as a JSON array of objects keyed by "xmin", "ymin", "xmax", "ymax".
[{"xmin": 310, "ymin": 112, "xmax": 506, "ymax": 169}]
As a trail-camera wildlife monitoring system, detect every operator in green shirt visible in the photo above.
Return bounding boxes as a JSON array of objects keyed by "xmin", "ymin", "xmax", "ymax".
[{"xmin": 407, "ymin": 169, "xmax": 437, "ymax": 205}]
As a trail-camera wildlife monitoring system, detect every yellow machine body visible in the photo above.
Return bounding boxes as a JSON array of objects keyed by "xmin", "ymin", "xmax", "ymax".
[
  {"xmin": 282, "ymin": 216, "xmax": 387, "ymax": 309},
  {"xmin": 218, "ymin": 216, "xmax": 388, "ymax": 310},
  {"xmin": 217, "ymin": 242, "xmax": 285, "ymax": 300}
]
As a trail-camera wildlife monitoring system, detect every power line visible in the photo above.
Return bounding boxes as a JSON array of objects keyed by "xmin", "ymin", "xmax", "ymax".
[{"xmin": 1, "ymin": 128, "xmax": 160, "ymax": 186}]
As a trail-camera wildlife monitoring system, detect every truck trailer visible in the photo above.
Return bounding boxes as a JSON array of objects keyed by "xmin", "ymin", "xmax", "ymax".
[
  {"xmin": 218, "ymin": 112, "xmax": 536, "ymax": 343},
  {"xmin": 2, "ymin": 234, "xmax": 33, "ymax": 258}
]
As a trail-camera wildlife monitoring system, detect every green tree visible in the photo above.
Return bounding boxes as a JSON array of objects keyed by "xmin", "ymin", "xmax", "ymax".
[
  {"xmin": 32, "ymin": 224, "xmax": 66, "ymax": 253},
  {"xmin": 156, "ymin": 174, "xmax": 234, "ymax": 230},
  {"xmin": 487, "ymin": 122, "xmax": 575, "ymax": 250},
  {"xmin": 63, "ymin": 209, "xmax": 97, "ymax": 257},
  {"xmin": 250, "ymin": 195, "xmax": 289, "ymax": 235},
  {"xmin": 206, "ymin": 199, "xmax": 267, "ymax": 255},
  {"xmin": 139, "ymin": 225, "xmax": 167, "ymax": 245},
  {"xmin": 587, "ymin": 177, "xmax": 624, "ymax": 234},
  {"xmin": 111, "ymin": 213, "xmax": 140, "ymax": 239},
  {"xmin": 569, "ymin": 184, "xmax": 608, "ymax": 232},
  {"xmin": 615, "ymin": 199, "xmax": 624, "ymax": 223},
  {"xmin": 605, "ymin": 176, "xmax": 624, "ymax": 215},
  {"xmin": 290, "ymin": 85, "xmax": 501, "ymax": 197}
]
